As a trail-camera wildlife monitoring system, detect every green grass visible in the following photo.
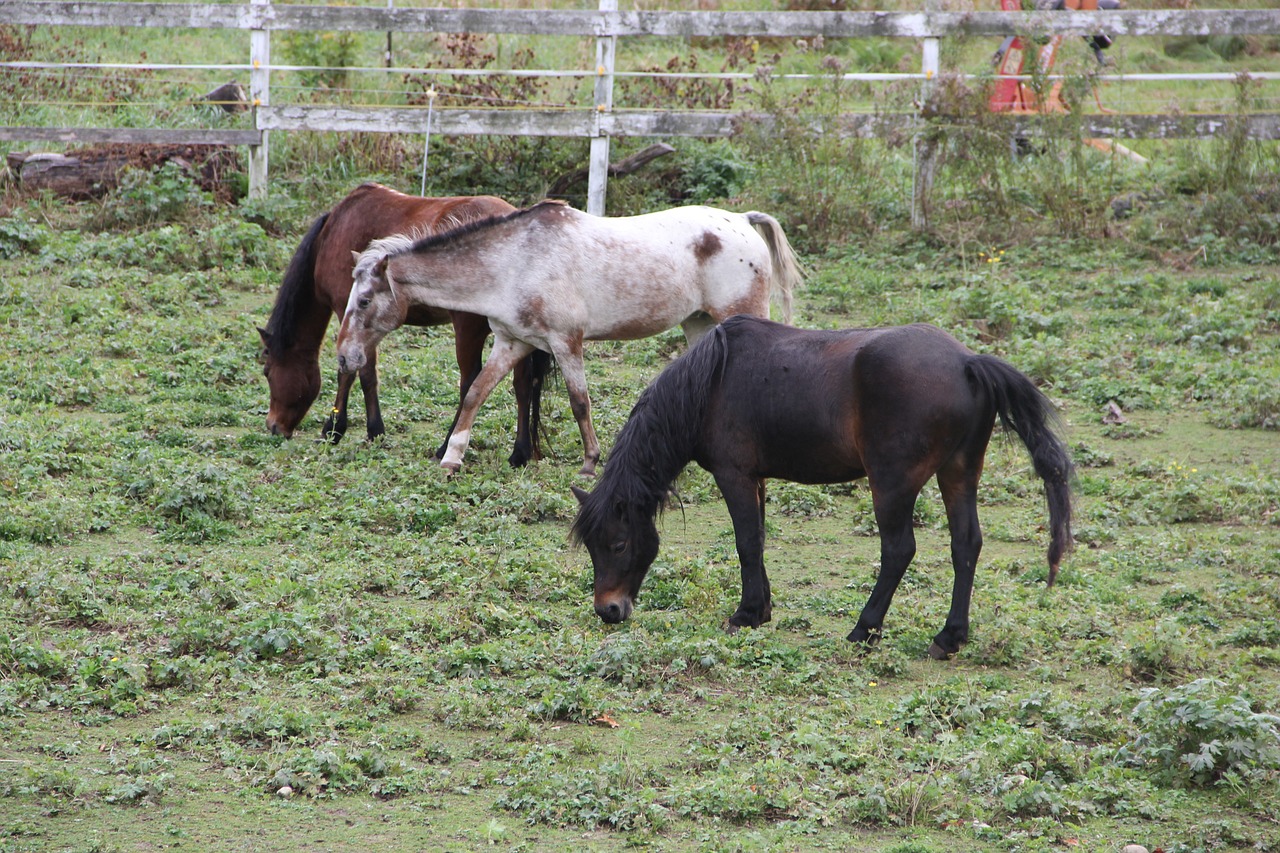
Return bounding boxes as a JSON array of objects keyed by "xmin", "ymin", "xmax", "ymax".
[
  {"xmin": 0, "ymin": 166, "xmax": 1278, "ymax": 851},
  {"xmin": 1, "ymin": 6, "xmax": 1279, "ymax": 849}
]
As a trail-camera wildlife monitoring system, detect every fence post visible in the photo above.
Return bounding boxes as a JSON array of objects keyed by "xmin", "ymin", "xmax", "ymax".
[
  {"xmin": 911, "ymin": 2, "xmax": 940, "ymax": 231},
  {"xmin": 586, "ymin": 0, "xmax": 617, "ymax": 216},
  {"xmin": 248, "ymin": 0, "xmax": 271, "ymax": 198}
]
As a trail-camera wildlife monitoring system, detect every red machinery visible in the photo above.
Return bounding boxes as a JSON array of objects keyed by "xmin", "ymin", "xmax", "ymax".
[{"xmin": 989, "ymin": 0, "xmax": 1118, "ymax": 115}]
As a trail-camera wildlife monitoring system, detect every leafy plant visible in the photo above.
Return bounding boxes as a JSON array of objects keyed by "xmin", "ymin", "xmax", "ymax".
[
  {"xmin": 1129, "ymin": 679, "xmax": 1280, "ymax": 786},
  {"xmin": 0, "ymin": 216, "xmax": 44, "ymax": 258},
  {"xmin": 90, "ymin": 161, "xmax": 212, "ymax": 230}
]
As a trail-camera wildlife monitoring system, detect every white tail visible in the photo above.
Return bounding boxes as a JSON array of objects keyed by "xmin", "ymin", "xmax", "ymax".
[{"xmin": 745, "ymin": 211, "xmax": 803, "ymax": 325}]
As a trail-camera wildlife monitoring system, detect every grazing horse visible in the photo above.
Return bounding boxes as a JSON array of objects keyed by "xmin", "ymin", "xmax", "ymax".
[
  {"xmin": 257, "ymin": 182, "xmax": 549, "ymax": 467},
  {"xmin": 337, "ymin": 200, "xmax": 803, "ymax": 476},
  {"xmin": 571, "ymin": 315, "xmax": 1074, "ymax": 659}
]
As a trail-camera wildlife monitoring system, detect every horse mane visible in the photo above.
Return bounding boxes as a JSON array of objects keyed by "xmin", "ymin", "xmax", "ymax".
[
  {"xmin": 264, "ymin": 210, "xmax": 329, "ymax": 356},
  {"xmin": 353, "ymin": 232, "xmax": 416, "ymax": 284},
  {"xmin": 406, "ymin": 199, "xmax": 568, "ymax": 255},
  {"xmin": 571, "ymin": 321, "xmax": 731, "ymax": 544}
]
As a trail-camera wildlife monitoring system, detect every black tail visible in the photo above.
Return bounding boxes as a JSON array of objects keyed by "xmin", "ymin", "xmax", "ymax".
[
  {"xmin": 967, "ymin": 355, "xmax": 1074, "ymax": 586},
  {"xmin": 264, "ymin": 211, "xmax": 329, "ymax": 355},
  {"xmin": 527, "ymin": 349, "xmax": 554, "ymax": 461}
]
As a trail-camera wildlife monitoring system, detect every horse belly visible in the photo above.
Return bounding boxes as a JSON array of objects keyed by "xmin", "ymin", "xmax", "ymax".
[
  {"xmin": 582, "ymin": 257, "xmax": 704, "ymax": 341},
  {"xmin": 709, "ymin": 397, "xmax": 865, "ymax": 486},
  {"xmin": 759, "ymin": 430, "xmax": 865, "ymax": 485}
]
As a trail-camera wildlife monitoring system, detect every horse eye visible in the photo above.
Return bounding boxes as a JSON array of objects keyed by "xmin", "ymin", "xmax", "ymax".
[
  {"xmin": 611, "ymin": 540, "xmax": 627, "ymax": 555},
  {"xmin": 357, "ymin": 297, "xmax": 371, "ymax": 310}
]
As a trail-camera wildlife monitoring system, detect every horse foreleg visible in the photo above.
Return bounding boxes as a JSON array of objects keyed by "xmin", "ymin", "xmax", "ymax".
[
  {"xmin": 358, "ymin": 348, "xmax": 385, "ymax": 441},
  {"xmin": 847, "ymin": 484, "xmax": 919, "ymax": 648},
  {"xmin": 321, "ymin": 368, "xmax": 357, "ymax": 443},
  {"xmin": 716, "ymin": 472, "xmax": 772, "ymax": 630},
  {"xmin": 438, "ymin": 314, "xmax": 489, "ymax": 461},
  {"xmin": 550, "ymin": 338, "xmax": 600, "ymax": 477},
  {"xmin": 440, "ymin": 335, "xmax": 534, "ymax": 473},
  {"xmin": 931, "ymin": 474, "xmax": 984, "ymax": 660}
]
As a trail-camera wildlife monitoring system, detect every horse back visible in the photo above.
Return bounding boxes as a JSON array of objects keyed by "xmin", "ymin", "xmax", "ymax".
[
  {"xmin": 704, "ymin": 318, "xmax": 989, "ymax": 484},
  {"xmin": 315, "ymin": 183, "xmax": 515, "ymax": 320}
]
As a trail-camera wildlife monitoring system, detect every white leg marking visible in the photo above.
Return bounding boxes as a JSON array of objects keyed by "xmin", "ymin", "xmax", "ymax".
[{"xmin": 441, "ymin": 429, "xmax": 470, "ymax": 469}]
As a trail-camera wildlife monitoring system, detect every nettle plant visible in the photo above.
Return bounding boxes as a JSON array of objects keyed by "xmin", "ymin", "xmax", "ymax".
[{"xmin": 1128, "ymin": 678, "xmax": 1280, "ymax": 787}]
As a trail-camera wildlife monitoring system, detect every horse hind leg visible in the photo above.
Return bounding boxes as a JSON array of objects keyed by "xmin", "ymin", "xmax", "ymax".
[
  {"xmin": 507, "ymin": 351, "xmax": 551, "ymax": 469},
  {"xmin": 679, "ymin": 313, "xmax": 717, "ymax": 346},
  {"xmin": 929, "ymin": 464, "xmax": 985, "ymax": 660}
]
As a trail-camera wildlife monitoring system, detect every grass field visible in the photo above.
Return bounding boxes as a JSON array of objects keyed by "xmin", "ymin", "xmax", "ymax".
[
  {"xmin": 2, "ymin": 3, "xmax": 1280, "ymax": 850},
  {"xmin": 1, "ymin": 178, "xmax": 1278, "ymax": 851}
]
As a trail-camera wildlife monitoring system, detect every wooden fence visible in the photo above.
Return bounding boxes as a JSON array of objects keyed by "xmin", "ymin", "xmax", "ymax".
[{"xmin": 3, "ymin": 1, "xmax": 1280, "ymax": 215}]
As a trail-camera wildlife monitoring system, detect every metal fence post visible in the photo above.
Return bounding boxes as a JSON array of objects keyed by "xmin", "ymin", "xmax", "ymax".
[{"xmin": 587, "ymin": 0, "xmax": 617, "ymax": 216}]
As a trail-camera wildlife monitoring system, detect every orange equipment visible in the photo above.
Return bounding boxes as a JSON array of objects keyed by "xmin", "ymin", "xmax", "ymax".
[{"xmin": 989, "ymin": 0, "xmax": 1118, "ymax": 115}]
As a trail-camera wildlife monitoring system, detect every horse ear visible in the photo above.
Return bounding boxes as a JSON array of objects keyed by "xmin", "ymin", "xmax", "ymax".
[
  {"xmin": 350, "ymin": 250, "xmax": 361, "ymax": 264},
  {"xmin": 571, "ymin": 485, "xmax": 590, "ymax": 506},
  {"xmin": 256, "ymin": 326, "xmax": 271, "ymax": 346}
]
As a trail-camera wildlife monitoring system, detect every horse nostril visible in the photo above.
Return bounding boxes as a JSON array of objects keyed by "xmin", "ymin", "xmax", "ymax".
[{"xmin": 595, "ymin": 600, "xmax": 629, "ymax": 624}]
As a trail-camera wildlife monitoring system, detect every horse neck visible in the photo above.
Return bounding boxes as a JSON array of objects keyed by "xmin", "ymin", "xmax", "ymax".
[
  {"xmin": 600, "ymin": 382, "xmax": 705, "ymax": 517},
  {"xmin": 387, "ymin": 246, "xmax": 501, "ymax": 313},
  {"xmin": 267, "ymin": 275, "xmax": 339, "ymax": 358}
]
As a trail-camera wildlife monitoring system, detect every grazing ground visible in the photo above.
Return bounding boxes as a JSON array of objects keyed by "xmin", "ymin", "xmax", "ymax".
[{"xmin": 0, "ymin": 193, "xmax": 1278, "ymax": 853}]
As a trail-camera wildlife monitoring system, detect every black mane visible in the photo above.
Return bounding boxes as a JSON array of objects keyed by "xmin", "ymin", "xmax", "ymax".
[
  {"xmin": 571, "ymin": 322, "xmax": 731, "ymax": 544},
  {"xmin": 401, "ymin": 199, "xmax": 568, "ymax": 257},
  {"xmin": 264, "ymin": 210, "xmax": 329, "ymax": 356}
]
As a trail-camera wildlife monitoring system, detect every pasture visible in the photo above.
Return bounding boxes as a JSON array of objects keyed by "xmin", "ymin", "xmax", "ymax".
[{"xmin": 0, "ymin": 171, "xmax": 1277, "ymax": 852}]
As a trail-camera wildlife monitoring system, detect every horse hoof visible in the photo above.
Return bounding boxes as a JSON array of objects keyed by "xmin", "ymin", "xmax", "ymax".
[
  {"xmin": 722, "ymin": 620, "xmax": 742, "ymax": 635},
  {"xmin": 846, "ymin": 627, "xmax": 881, "ymax": 647},
  {"xmin": 927, "ymin": 642, "xmax": 955, "ymax": 661},
  {"xmin": 440, "ymin": 461, "xmax": 461, "ymax": 477}
]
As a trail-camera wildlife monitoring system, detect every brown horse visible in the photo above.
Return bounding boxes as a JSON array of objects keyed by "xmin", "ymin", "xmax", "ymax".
[
  {"xmin": 572, "ymin": 316, "xmax": 1074, "ymax": 659},
  {"xmin": 258, "ymin": 183, "xmax": 549, "ymax": 466}
]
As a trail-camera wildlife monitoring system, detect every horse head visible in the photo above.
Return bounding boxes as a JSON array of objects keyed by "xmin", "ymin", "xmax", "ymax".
[
  {"xmin": 571, "ymin": 486, "xmax": 661, "ymax": 624},
  {"xmin": 336, "ymin": 237, "xmax": 412, "ymax": 375},
  {"xmin": 259, "ymin": 325, "xmax": 321, "ymax": 438}
]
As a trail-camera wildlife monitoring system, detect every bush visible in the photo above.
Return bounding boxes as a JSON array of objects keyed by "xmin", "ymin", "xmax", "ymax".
[
  {"xmin": 91, "ymin": 162, "xmax": 212, "ymax": 230},
  {"xmin": 1129, "ymin": 678, "xmax": 1280, "ymax": 786}
]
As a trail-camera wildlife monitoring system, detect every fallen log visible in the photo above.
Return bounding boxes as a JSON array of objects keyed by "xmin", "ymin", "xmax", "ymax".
[{"xmin": 6, "ymin": 143, "xmax": 242, "ymax": 200}]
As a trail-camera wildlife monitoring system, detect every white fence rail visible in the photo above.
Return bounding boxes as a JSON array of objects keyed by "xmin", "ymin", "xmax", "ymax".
[{"xmin": 3, "ymin": 2, "xmax": 1280, "ymax": 212}]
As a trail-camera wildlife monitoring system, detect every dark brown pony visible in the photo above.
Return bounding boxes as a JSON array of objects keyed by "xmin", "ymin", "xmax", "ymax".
[
  {"xmin": 572, "ymin": 315, "xmax": 1074, "ymax": 659},
  {"xmin": 258, "ymin": 182, "xmax": 549, "ymax": 466}
]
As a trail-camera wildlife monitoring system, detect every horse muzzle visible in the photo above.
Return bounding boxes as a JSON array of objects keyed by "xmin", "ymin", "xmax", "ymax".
[
  {"xmin": 336, "ymin": 350, "xmax": 365, "ymax": 375},
  {"xmin": 266, "ymin": 413, "xmax": 294, "ymax": 438},
  {"xmin": 594, "ymin": 595, "xmax": 633, "ymax": 624}
]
